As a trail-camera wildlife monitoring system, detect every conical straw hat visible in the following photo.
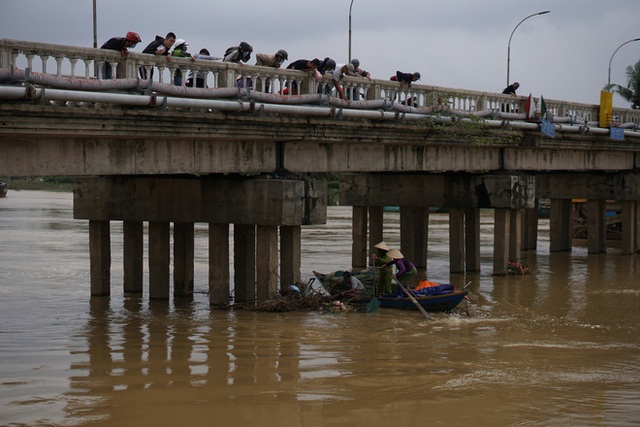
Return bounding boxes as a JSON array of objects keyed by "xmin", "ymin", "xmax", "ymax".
[
  {"xmin": 374, "ymin": 241, "xmax": 389, "ymax": 251},
  {"xmin": 387, "ymin": 248, "xmax": 404, "ymax": 259}
]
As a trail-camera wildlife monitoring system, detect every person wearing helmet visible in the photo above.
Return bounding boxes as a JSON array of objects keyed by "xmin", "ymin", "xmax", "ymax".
[
  {"xmin": 139, "ymin": 32, "xmax": 177, "ymax": 79},
  {"xmin": 99, "ymin": 31, "xmax": 141, "ymax": 79},
  {"xmin": 255, "ymin": 49, "xmax": 288, "ymax": 68},
  {"xmin": 350, "ymin": 58, "xmax": 371, "ymax": 80},
  {"xmin": 254, "ymin": 49, "xmax": 289, "ymax": 92},
  {"xmin": 317, "ymin": 57, "xmax": 336, "ymax": 75},
  {"xmin": 170, "ymin": 39, "xmax": 195, "ymax": 86},
  {"xmin": 223, "ymin": 41, "xmax": 253, "ymax": 63},
  {"xmin": 331, "ymin": 62, "xmax": 355, "ymax": 100},
  {"xmin": 348, "ymin": 58, "xmax": 371, "ymax": 101}
]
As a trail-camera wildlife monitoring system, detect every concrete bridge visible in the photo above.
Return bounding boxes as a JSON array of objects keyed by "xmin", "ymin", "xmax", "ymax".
[{"xmin": 2, "ymin": 38, "xmax": 640, "ymax": 306}]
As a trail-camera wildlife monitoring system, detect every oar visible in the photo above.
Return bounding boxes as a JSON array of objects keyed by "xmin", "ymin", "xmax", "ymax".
[{"xmin": 394, "ymin": 274, "xmax": 432, "ymax": 320}]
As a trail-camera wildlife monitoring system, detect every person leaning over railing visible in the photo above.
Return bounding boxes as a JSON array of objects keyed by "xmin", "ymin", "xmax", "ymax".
[
  {"xmin": 223, "ymin": 41, "xmax": 253, "ymax": 63},
  {"xmin": 284, "ymin": 58, "xmax": 321, "ymax": 95},
  {"xmin": 185, "ymin": 48, "xmax": 221, "ymax": 88},
  {"xmin": 255, "ymin": 49, "xmax": 288, "ymax": 92},
  {"xmin": 331, "ymin": 63, "xmax": 355, "ymax": 100},
  {"xmin": 170, "ymin": 39, "xmax": 195, "ymax": 86},
  {"xmin": 99, "ymin": 31, "xmax": 141, "ymax": 79},
  {"xmin": 349, "ymin": 58, "xmax": 371, "ymax": 100},
  {"xmin": 139, "ymin": 32, "xmax": 176, "ymax": 80}
]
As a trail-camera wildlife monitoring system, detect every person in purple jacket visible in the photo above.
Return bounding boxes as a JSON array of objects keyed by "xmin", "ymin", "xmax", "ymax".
[{"xmin": 386, "ymin": 248, "xmax": 417, "ymax": 289}]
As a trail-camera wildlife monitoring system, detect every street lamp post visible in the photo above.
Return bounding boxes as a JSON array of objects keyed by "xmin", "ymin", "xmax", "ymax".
[
  {"xmin": 92, "ymin": 0, "xmax": 97, "ymax": 48},
  {"xmin": 607, "ymin": 38, "xmax": 640, "ymax": 88},
  {"xmin": 348, "ymin": 0, "xmax": 354, "ymax": 62},
  {"xmin": 506, "ymin": 10, "xmax": 550, "ymax": 87}
]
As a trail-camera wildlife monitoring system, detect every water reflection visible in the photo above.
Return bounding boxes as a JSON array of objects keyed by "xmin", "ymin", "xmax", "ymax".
[{"xmin": 2, "ymin": 191, "xmax": 640, "ymax": 426}]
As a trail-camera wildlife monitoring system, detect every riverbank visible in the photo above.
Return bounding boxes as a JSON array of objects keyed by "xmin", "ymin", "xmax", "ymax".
[{"xmin": 2, "ymin": 178, "xmax": 75, "ymax": 193}]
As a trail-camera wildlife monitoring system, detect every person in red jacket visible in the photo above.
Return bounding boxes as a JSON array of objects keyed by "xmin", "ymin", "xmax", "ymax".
[{"xmin": 100, "ymin": 31, "xmax": 141, "ymax": 79}]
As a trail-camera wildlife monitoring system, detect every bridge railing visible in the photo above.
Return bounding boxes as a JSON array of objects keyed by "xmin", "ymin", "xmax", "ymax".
[{"xmin": 2, "ymin": 38, "xmax": 639, "ymax": 126}]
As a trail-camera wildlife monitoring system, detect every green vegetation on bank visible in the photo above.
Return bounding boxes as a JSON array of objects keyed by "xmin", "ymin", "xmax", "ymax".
[{"xmin": 2, "ymin": 177, "xmax": 76, "ymax": 192}]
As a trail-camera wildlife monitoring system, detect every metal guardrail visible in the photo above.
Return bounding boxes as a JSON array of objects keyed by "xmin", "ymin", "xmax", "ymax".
[{"xmin": 2, "ymin": 38, "xmax": 640, "ymax": 127}]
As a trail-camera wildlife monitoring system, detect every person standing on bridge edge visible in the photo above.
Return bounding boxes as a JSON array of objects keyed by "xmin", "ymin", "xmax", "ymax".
[
  {"xmin": 139, "ymin": 32, "xmax": 176, "ymax": 80},
  {"xmin": 99, "ymin": 31, "xmax": 141, "ymax": 79},
  {"xmin": 502, "ymin": 82, "xmax": 520, "ymax": 95}
]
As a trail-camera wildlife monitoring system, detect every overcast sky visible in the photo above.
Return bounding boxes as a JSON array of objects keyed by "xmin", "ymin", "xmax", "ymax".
[{"xmin": 1, "ymin": 0, "xmax": 639, "ymax": 107}]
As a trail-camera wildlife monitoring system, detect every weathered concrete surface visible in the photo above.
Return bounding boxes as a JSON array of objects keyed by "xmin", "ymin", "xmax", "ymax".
[
  {"xmin": 73, "ymin": 176, "xmax": 327, "ymax": 225},
  {"xmin": 340, "ymin": 173, "xmax": 535, "ymax": 209},
  {"xmin": 536, "ymin": 173, "xmax": 640, "ymax": 200},
  {"xmin": 2, "ymin": 103, "xmax": 640, "ymax": 177}
]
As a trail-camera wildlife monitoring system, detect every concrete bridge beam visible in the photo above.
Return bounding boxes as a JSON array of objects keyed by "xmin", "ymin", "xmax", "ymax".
[{"xmin": 76, "ymin": 176, "xmax": 326, "ymax": 305}]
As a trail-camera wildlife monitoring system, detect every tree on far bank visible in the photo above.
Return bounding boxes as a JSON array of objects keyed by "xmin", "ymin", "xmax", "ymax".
[{"xmin": 604, "ymin": 59, "xmax": 640, "ymax": 109}]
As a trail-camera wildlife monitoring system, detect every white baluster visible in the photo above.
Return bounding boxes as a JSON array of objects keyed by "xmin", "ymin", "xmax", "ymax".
[
  {"xmin": 55, "ymin": 56, "xmax": 63, "ymax": 76},
  {"xmin": 70, "ymin": 57, "xmax": 78, "ymax": 78},
  {"xmin": 41, "ymin": 55, "xmax": 49, "ymax": 75}
]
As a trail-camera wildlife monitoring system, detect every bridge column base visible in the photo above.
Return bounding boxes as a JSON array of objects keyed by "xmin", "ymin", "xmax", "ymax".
[
  {"xmin": 123, "ymin": 221, "xmax": 143, "ymax": 293},
  {"xmin": 89, "ymin": 220, "xmax": 111, "ymax": 296}
]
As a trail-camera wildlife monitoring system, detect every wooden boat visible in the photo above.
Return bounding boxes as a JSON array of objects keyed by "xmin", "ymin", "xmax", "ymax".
[
  {"xmin": 312, "ymin": 269, "xmax": 468, "ymax": 313},
  {"xmin": 374, "ymin": 290, "xmax": 468, "ymax": 312}
]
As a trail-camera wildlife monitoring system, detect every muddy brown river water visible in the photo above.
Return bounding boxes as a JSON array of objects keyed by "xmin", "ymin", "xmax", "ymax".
[{"xmin": 1, "ymin": 190, "xmax": 639, "ymax": 426}]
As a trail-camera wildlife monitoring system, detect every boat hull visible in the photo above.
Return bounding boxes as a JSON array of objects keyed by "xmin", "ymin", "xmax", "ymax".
[{"xmin": 375, "ymin": 290, "xmax": 468, "ymax": 312}]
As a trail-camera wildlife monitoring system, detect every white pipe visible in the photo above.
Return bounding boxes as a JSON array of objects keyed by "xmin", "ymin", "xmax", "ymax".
[{"xmin": 0, "ymin": 85, "xmax": 638, "ymax": 138}]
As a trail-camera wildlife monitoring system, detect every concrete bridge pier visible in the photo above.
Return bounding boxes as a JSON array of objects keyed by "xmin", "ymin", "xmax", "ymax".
[
  {"xmin": 123, "ymin": 221, "xmax": 143, "ymax": 293},
  {"xmin": 75, "ymin": 176, "xmax": 327, "ymax": 306},
  {"xmin": 522, "ymin": 207, "xmax": 539, "ymax": 251},
  {"xmin": 621, "ymin": 201, "xmax": 638, "ymax": 255},
  {"xmin": 340, "ymin": 173, "xmax": 535, "ymax": 277},
  {"xmin": 587, "ymin": 200, "xmax": 607, "ymax": 254},
  {"xmin": 549, "ymin": 199, "xmax": 573, "ymax": 252},
  {"xmin": 400, "ymin": 206, "xmax": 429, "ymax": 269}
]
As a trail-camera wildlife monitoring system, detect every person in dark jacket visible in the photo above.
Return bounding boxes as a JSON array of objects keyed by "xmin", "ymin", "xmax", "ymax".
[
  {"xmin": 223, "ymin": 41, "xmax": 253, "ymax": 63},
  {"xmin": 285, "ymin": 58, "xmax": 321, "ymax": 95},
  {"xmin": 100, "ymin": 31, "xmax": 141, "ymax": 79},
  {"xmin": 502, "ymin": 82, "xmax": 520, "ymax": 95},
  {"xmin": 391, "ymin": 71, "xmax": 421, "ymax": 88},
  {"xmin": 139, "ymin": 32, "xmax": 176, "ymax": 80}
]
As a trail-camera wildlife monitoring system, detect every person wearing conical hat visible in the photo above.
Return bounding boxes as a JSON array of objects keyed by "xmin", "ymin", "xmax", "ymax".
[
  {"xmin": 385, "ymin": 248, "xmax": 417, "ymax": 292},
  {"xmin": 371, "ymin": 241, "xmax": 393, "ymax": 294}
]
